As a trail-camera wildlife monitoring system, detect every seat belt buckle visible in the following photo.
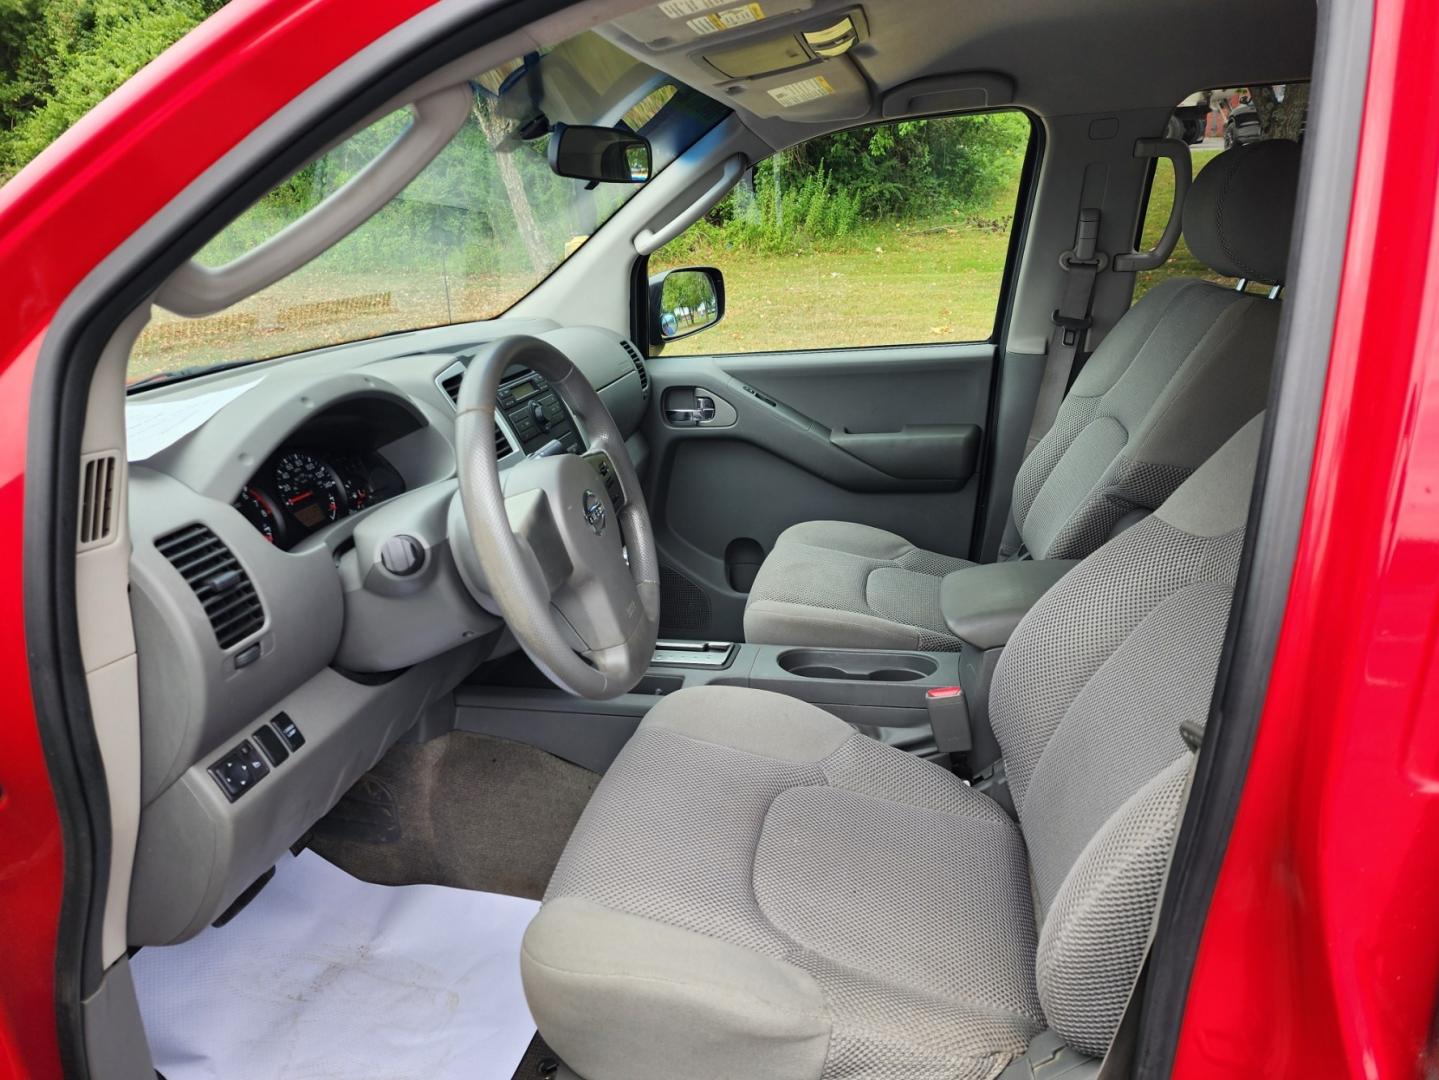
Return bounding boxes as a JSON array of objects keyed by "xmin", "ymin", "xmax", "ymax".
[
  {"xmin": 926, "ymin": 686, "xmax": 972, "ymax": 754},
  {"xmin": 1051, "ymin": 309, "xmax": 1093, "ymax": 347}
]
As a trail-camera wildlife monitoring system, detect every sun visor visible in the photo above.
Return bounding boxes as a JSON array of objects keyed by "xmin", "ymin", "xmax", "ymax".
[
  {"xmin": 720, "ymin": 57, "xmax": 871, "ymax": 121},
  {"xmin": 610, "ymin": 0, "xmax": 817, "ymax": 51}
]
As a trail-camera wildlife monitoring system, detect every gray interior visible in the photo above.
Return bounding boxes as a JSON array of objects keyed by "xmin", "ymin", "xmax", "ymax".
[
  {"xmin": 520, "ymin": 416, "xmax": 1263, "ymax": 1080},
  {"xmin": 85, "ymin": 0, "xmax": 1326, "ymax": 1073},
  {"xmin": 743, "ymin": 139, "xmax": 1300, "ymax": 653}
]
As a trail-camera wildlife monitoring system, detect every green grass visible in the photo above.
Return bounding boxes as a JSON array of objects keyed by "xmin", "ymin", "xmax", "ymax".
[
  {"xmin": 129, "ymin": 148, "xmax": 1239, "ymax": 379},
  {"xmin": 653, "ymin": 216, "xmax": 1014, "ymax": 355},
  {"xmin": 654, "ymin": 147, "xmax": 1239, "ymax": 358}
]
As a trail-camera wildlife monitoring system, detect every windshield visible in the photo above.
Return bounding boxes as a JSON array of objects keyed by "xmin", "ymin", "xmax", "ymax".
[{"xmin": 128, "ymin": 33, "xmax": 721, "ymax": 385}]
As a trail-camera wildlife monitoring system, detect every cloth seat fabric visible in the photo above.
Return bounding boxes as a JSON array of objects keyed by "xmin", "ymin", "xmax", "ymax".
[
  {"xmin": 739, "ymin": 519, "xmax": 975, "ymax": 651},
  {"xmin": 522, "ymin": 416, "xmax": 1266, "ymax": 1079},
  {"xmin": 523, "ymin": 687, "xmax": 1042, "ymax": 1080},
  {"xmin": 744, "ymin": 141, "xmax": 1299, "ymax": 651}
]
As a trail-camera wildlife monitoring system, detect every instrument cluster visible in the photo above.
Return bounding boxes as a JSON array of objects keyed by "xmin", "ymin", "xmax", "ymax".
[{"xmin": 234, "ymin": 447, "xmax": 404, "ymax": 550}]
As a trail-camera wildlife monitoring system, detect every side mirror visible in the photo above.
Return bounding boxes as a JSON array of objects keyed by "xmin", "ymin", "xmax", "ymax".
[
  {"xmin": 548, "ymin": 124, "xmax": 652, "ymax": 184},
  {"xmin": 648, "ymin": 267, "xmax": 725, "ymax": 346}
]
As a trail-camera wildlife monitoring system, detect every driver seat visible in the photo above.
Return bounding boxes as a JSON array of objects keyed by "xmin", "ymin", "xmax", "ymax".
[{"xmin": 521, "ymin": 415, "xmax": 1264, "ymax": 1079}]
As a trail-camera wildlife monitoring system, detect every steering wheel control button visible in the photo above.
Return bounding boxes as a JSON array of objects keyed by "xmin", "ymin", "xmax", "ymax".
[
  {"xmin": 208, "ymin": 740, "xmax": 269, "ymax": 802},
  {"xmin": 272, "ymin": 713, "xmax": 305, "ymax": 751},
  {"xmin": 582, "ymin": 490, "xmax": 607, "ymax": 536},
  {"xmin": 583, "ymin": 452, "xmax": 625, "ymax": 509},
  {"xmin": 252, "ymin": 724, "xmax": 290, "ymax": 767},
  {"xmin": 234, "ymin": 643, "xmax": 261, "ymax": 669},
  {"xmin": 380, "ymin": 535, "xmax": 425, "ymax": 576}
]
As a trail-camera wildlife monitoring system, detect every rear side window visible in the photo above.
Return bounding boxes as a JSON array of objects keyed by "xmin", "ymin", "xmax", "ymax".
[
  {"xmin": 650, "ymin": 111, "xmax": 1033, "ymax": 355},
  {"xmin": 1135, "ymin": 84, "xmax": 1309, "ymax": 299}
]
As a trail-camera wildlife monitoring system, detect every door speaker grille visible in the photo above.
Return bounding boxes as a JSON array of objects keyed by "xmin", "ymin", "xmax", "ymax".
[{"xmin": 659, "ymin": 564, "xmax": 711, "ymax": 632}]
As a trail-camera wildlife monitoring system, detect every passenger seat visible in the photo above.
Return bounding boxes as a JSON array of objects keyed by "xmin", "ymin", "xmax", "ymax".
[{"xmin": 744, "ymin": 140, "xmax": 1301, "ymax": 651}]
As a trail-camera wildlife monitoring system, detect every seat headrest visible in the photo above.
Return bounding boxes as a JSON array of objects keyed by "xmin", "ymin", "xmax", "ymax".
[{"xmin": 1182, "ymin": 139, "xmax": 1302, "ymax": 285}]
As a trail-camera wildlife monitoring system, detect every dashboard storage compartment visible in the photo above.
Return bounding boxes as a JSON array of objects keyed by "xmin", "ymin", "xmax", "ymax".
[{"xmin": 776, "ymin": 648, "xmax": 938, "ymax": 682}]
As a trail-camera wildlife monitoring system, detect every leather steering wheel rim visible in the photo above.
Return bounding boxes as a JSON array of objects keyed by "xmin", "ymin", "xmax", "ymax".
[{"xmin": 452, "ymin": 335, "xmax": 660, "ymax": 699}]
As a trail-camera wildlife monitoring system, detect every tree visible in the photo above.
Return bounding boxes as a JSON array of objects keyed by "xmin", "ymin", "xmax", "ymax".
[
  {"xmin": 471, "ymin": 97, "xmax": 550, "ymax": 276},
  {"xmin": 0, "ymin": 0, "xmax": 228, "ymax": 182},
  {"xmin": 1250, "ymin": 83, "xmax": 1309, "ymax": 142}
]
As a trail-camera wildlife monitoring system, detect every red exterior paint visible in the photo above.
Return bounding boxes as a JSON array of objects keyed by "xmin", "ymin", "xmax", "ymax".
[
  {"xmin": 0, "ymin": 2, "xmax": 432, "ymax": 1076},
  {"xmin": 0, "ymin": 336, "xmax": 52, "ymax": 1080},
  {"xmin": 1173, "ymin": 0, "xmax": 1439, "ymax": 1075}
]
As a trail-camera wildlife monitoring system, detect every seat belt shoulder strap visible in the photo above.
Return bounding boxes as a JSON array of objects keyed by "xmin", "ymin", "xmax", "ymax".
[{"xmin": 1024, "ymin": 208, "xmax": 1105, "ymax": 459}]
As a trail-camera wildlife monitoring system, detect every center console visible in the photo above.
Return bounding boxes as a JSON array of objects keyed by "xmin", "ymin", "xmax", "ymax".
[
  {"xmin": 452, "ymin": 559, "xmax": 1079, "ymax": 780},
  {"xmin": 497, "ymin": 370, "xmax": 584, "ymax": 456}
]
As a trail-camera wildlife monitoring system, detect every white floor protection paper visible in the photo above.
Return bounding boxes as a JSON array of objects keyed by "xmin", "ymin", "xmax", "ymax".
[{"xmin": 131, "ymin": 850, "xmax": 541, "ymax": 1079}]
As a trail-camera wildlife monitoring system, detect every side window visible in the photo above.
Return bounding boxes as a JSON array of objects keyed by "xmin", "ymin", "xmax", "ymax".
[
  {"xmin": 649, "ymin": 111, "xmax": 1032, "ymax": 356},
  {"xmin": 1135, "ymin": 84, "xmax": 1309, "ymax": 299}
]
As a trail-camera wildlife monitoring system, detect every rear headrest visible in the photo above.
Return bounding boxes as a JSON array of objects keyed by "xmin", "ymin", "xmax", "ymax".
[{"xmin": 1182, "ymin": 140, "xmax": 1302, "ymax": 285}]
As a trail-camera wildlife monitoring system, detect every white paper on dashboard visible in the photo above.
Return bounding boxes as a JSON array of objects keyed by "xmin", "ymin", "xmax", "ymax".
[{"xmin": 125, "ymin": 377, "xmax": 262, "ymax": 461}]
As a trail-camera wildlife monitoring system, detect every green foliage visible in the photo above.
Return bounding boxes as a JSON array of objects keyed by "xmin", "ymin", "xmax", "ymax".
[
  {"xmin": 0, "ymin": 0, "xmax": 226, "ymax": 181},
  {"xmin": 664, "ymin": 111, "xmax": 1030, "ymax": 258}
]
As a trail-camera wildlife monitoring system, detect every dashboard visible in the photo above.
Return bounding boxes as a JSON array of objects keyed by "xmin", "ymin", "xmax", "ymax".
[{"xmin": 124, "ymin": 320, "xmax": 651, "ymax": 947}]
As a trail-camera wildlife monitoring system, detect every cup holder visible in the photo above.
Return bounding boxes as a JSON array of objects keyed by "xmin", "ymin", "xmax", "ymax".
[{"xmin": 776, "ymin": 649, "xmax": 938, "ymax": 683}]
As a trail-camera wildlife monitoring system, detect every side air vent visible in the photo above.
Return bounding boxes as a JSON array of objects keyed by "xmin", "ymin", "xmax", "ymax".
[
  {"xmin": 438, "ymin": 359, "xmax": 514, "ymax": 458},
  {"xmin": 155, "ymin": 523, "xmax": 265, "ymax": 648},
  {"xmin": 620, "ymin": 339, "xmax": 649, "ymax": 395},
  {"xmin": 440, "ymin": 367, "xmax": 465, "ymax": 405},
  {"xmin": 77, "ymin": 452, "xmax": 119, "ymax": 550}
]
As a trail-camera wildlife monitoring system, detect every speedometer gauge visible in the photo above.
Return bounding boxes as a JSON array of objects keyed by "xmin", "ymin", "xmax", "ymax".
[{"xmin": 273, "ymin": 451, "xmax": 344, "ymax": 529}]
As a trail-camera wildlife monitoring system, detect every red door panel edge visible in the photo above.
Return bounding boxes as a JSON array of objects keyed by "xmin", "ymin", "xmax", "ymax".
[
  {"xmin": 0, "ymin": 2, "xmax": 431, "ymax": 1076},
  {"xmin": 1173, "ymin": 0, "xmax": 1439, "ymax": 1075}
]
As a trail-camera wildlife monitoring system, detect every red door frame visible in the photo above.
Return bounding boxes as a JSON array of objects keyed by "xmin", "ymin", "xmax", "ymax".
[
  {"xmin": 0, "ymin": 4, "xmax": 433, "ymax": 1076},
  {"xmin": 1, "ymin": 0, "xmax": 1437, "ymax": 1078},
  {"xmin": 1172, "ymin": 0, "xmax": 1439, "ymax": 1074}
]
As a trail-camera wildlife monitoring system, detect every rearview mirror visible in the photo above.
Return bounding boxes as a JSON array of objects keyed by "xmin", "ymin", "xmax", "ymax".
[
  {"xmin": 548, "ymin": 124, "xmax": 652, "ymax": 184},
  {"xmin": 649, "ymin": 267, "xmax": 725, "ymax": 347}
]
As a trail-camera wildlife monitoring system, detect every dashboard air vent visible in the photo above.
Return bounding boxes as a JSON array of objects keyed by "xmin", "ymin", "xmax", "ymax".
[
  {"xmin": 155, "ymin": 523, "xmax": 265, "ymax": 648},
  {"xmin": 441, "ymin": 368, "xmax": 465, "ymax": 405},
  {"xmin": 439, "ymin": 360, "xmax": 514, "ymax": 457},
  {"xmin": 619, "ymin": 339, "xmax": 648, "ymax": 394},
  {"xmin": 78, "ymin": 452, "xmax": 118, "ymax": 550}
]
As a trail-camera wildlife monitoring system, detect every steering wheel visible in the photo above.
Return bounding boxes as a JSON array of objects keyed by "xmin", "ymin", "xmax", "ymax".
[{"xmin": 449, "ymin": 336, "xmax": 660, "ymax": 699}]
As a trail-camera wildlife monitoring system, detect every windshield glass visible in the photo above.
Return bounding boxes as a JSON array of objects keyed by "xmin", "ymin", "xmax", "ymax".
[{"xmin": 129, "ymin": 33, "xmax": 719, "ymax": 385}]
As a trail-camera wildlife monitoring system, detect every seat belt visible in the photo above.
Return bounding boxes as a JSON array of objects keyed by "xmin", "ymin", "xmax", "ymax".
[
  {"xmin": 1023, "ymin": 208, "xmax": 1105, "ymax": 460},
  {"xmin": 1093, "ymin": 719, "xmax": 1205, "ymax": 1079}
]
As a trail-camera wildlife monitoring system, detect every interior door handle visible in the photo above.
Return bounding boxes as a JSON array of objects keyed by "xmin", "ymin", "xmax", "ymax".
[{"xmin": 666, "ymin": 394, "xmax": 717, "ymax": 424}]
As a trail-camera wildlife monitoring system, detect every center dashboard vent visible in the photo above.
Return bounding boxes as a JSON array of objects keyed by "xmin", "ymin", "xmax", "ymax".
[
  {"xmin": 438, "ymin": 360, "xmax": 514, "ymax": 458},
  {"xmin": 155, "ymin": 523, "xmax": 265, "ymax": 648},
  {"xmin": 619, "ymin": 339, "xmax": 648, "ymax": 396}
]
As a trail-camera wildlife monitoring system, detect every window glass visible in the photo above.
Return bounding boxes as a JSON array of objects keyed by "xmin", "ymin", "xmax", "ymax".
[
  {"xmin": 649, "ymin": 111, "xmax": 1032, "ymax": 356},
  {"xmin": 1135, "ymin": 84, "xmax": 1309, "ymax": 299},
  {"xmin": 128, "ymin": 34, "xmax": 721, "ymax": 385}
]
